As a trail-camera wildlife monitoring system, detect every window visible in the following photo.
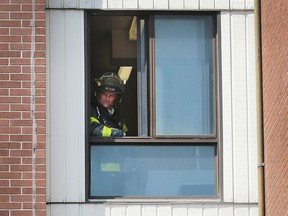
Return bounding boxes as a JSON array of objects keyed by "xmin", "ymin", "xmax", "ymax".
[{"xmin": 87, "ymin": 12, "xmax": 219, "ymax": 199}]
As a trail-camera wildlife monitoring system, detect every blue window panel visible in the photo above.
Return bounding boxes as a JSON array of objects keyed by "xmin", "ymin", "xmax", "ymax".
[
  {"xmin": 155, "ymin": 16, "xmax": 214, "ymax": 136},
  {"xmin": 90, "ymin": 145, "xmax": 216, "ymax": 197}
]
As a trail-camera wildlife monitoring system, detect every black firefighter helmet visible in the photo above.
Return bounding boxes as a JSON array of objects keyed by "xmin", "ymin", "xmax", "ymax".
[{"xmin": 95, "ymin": 72, "xmax": 125, "ymax": 94}]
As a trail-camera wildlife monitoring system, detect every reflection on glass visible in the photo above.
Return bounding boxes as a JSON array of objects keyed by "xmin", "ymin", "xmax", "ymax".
[
  {"xmin": 155, "ymin": 16, "xmax": 214, "ymax": 135},
  {"xmin": 90, "ymin": 145, "xmax": 216, "ymax": 197}
]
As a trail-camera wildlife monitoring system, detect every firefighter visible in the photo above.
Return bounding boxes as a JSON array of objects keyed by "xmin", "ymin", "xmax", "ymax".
[{"xmin": 90, "ymin": 72, "xmax": 128, "ymax": 137}]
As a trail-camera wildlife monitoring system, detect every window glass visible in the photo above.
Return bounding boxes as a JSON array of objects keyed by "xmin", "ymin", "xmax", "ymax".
[
  {"xmin": 155, "ymin": 16, "xmax": 214, "ymax": 135},
  {"xmin": 87, "ymin": 13, "xmax": 218, "ymax": 199},
  {"xmin": 90, "ymin": 145, "xmax": 216, "ymax": 197}
]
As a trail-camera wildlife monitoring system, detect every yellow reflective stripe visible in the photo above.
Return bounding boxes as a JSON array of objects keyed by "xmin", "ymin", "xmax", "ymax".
[
  {"xmin": 90, "ymin": 117, "xmax": 100, "ymax": 124},
  {"xmin": 101, "ymin": 163, "xmax": 121, "ymax": 172},
  {"xmin": 102, "ymin": 126, "xmax": 112, "ymax": 137},
  {"xmin": 123, "ymin": 123, "xmax": 128, "ymax": 133}
]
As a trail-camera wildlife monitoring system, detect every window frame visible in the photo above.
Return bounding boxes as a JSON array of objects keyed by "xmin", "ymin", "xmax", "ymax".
[{"xmin": 85, "ymin": 10, "xmax": 222, "ymax": 201}]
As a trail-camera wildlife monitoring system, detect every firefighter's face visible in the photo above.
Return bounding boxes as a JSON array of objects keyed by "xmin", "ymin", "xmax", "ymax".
[{"xmin": 98, "ymin": 91, "xmax": 117, "ymax": 109}]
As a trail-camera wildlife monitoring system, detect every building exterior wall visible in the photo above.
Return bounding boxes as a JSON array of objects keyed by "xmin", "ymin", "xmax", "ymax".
[
  {"xmin": 261, "ymin": 1, "xmax": 288, "ymax": 216},
  {"xmin": 0, "ymin": 1, "xmax": 46, "ymax": 216},
  {"xmin": 46, "ymin": 0, "xmax": 258, "ymax": 215},
  {"xmin": 0, "ymin": 0, "xmax": 271, "ymax": 215}
]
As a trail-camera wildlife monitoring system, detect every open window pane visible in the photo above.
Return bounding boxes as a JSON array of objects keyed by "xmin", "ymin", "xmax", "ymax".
[
  {"xmin": 90, "ymin": 145, "xmax": 216, "ymax": 197},
  {"xmin": 155, "ymin": 16, "xmax": 215, "ymax": 136}
]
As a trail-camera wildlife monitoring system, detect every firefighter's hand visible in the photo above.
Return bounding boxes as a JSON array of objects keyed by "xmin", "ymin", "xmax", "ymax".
[{"xmin": 111, "ymin": 128, "xmax": 126, "ymax": 137}]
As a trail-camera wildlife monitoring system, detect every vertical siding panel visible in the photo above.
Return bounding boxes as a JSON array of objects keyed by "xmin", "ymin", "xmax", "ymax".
[
  {"xmin": 127, "ymin": 205, "xmax": 141, "ymax": 216},
  {"xmin": 231, "ymin": 12, "xmax": 249, "ymax": 203},
  {"xmin": 184, "ymin": 0, "xmax": 199, "ymax": 9},
  {"xmin": 47, "ymin": 10, "xmax": 66, "ymax": 202},
  {"xmin": 203, "ymin": 204, "xmax": 218, "ymax": 216},
  {"xmin": 154, "ymin": 0, "xmax": 169, "ymax": 9},
  {"xmin": 234, "ymin": 205, "xmax": 249, "ymax": 216},
  {"xmin": 79, "ymin": 0, "xmax": 94, "ymax": 8},
  {"xmin": 66, "ymin": 204, "xmax": 80, "ymax": 216},
  {"xmin": 172, "ymin": 205, "xmax": 188, "ymax": 216},
  {"xmin": 230, "ymin": 0, "xmax": 245, "ymax": 9},
  {"xmin": 157, "ymin": 205, "xmax": 172, "ymax": 216},
  {"xmin": 246, "ymin": 0, "xmax": 254, "ymax": 10},
  {"xmin": 169, "ymin": 0, "xmax": 184, "ymax": 10},
  {"xmin": 221, "ymin": 12, "xmax": 234, "ymax": 203},
  {"xmin": 249, "ymin": 206, "xmax": 258, "ymax": 216},
  {"xmin": 139, "ymin": 0, "xmax": 154, "ymax": 9},
  {"xmin": 64, "ymin": 10, "xmax": 85, "ymax": 202},
  {"xmin": 218, "ymin": 204, "xmax": 234, "ymax": 216},
  {"xmin": 246, "ymin": 12, "xmax": 258, "ymax": 203},
  {"xmin": 95, "ymin": 204, "xmax": 110, "ymax": 216},
  {"xmin": 47, "ymin": 10, "xmax": 85, "ymax": 203},
  {"xmin": 123, "ymin": 0, "xmax": 139, "ymax": 9},
  {"xmin": 50, "ymin": 205, "xmax": 66, "ymax": 216},
  {"xmin": 142, "ymin": 205, "xmax": 157, "ymax": 216},
  {"xmin": 47, "ymin": 0, "xmax": 64, "ymax": 8},
  {"xmin": 108, "ymin": 0, "xmax": 123, "ymax": 9},
  {"xmin": 215, "ymin": 0, "xmax": 229, "ymax": 10},
  {"xmin": 200, "ymin": 0, "xmax": 215, "ymax": 9},
  {"xmin": 188, "ymin": 204, "xmax": 203, "ymax": 216},
  {"xmin": 94, "ymin": 0, "xmax": 108, "ymax": 9},
  {"xmin": 81, "ymin": 204, "xmax": 95, "ymax": 215},
  {"xmin": 64, "ymin": 0, "xmax": 78, "ymax": 7},
  {"xmin": 111, "ymin": 205, "xmax": 126, "ymax": 216}
]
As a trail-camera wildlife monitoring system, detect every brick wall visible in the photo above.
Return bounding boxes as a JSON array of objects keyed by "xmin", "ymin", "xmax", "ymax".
[
  {"xmin": 261, "ymin": 1, "xmax": 288, "ymax": 216},
  {"xmin": 0, "ymin": 1, "xmax": 46, "ymax": 216}
]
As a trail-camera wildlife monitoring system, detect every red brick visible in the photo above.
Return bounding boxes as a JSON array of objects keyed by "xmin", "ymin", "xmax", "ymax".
[
  {"xmin": 0, "ymin": 51, "xmax": 21, "ymax": 58},
  {"xmin": 0, "ymin": 166, "xmax": 9, "ymax": 171},
  {"xmin": 0, "ymin": 211, "xmax": 9, "ymax": 216},
  {"xmin": 11, "ymin": 179, "xmax": 32, "ymax": 187},
  {"xmin": 0, "ymin": 187, "xmax": 21, "ymax": 194},
  {"xmin": 0, "ymin": 150, "xmax": 9, "ymax": 156},
  {"xmin": 10, "ymin": 135, "xmax": 32, "ymax": 142},
  {"xmin": 0, "ymin": 97, "xmax": 21, "ymax": 103},
  {"xmin": 0, "ymin": 195, "xmax": 9, "ymax": 202}
]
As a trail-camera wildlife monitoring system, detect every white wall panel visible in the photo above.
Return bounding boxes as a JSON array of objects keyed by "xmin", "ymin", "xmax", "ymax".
[
  {"xmin": 218, "ymin": 204, "xmax": 233, "ymax": 216},
  {"xmin": 46, "ymin": 0, "xmax": 254, "ymax": 10},
  {"xmin": 47, "ymin": 203, "xmax": 258, "ymax": 216},
  {"xmin": 108, "ymin": 0, "xmax": 123, "ymax": 9},
  {"xmin": 123, "ymin": 0, "xmax": 138, "ymax": 9},
  {"xmin": 47, "ymin": 10, "xmax": 85, "ymax": 202},
  {"xmin": 157, "ymin": 205, "xmax": 172, "ymax": 216},
  {"xmin": 215, "ymin": 0, "xmax": 229, "ymax": 9},
  {"xmin": 234, "ymin": 205, "xmax": 249, "ymax": 216},
  {"xmin": 200, "ymin": 0, "xmax": 215, "ymax": 9},
  {"xmin": 246, "ymin": 0, "xmax": 254, "ymax": 10},
  {"xmin": 169, "ymin": 0, "xmax": 184, "ymax": 10},
  {"xmin": 154, "ymin": 0, "xmax": 169, "ymax": 9},
  {"xmin": 220, "ymin": 12, "xmax": 234, "ymax": 203},
  {"xmin": 203, "ymin": 204, "xmax": 218, "ymax": 216},
  {"xmin": 95, "ymin": 0, "xmax": 108, "ymax": 9},
  {"xmin": 111, "ymin": 205, "xmax": 126, "ymax": 216},
  {"xmin": 230, "ymin": 0, "xmax": 245, "ymax": 9},
  {"xmin": 142, "ymin": 205, "xmax": 157, "ymax": 216},
  {"xmin": 46, "ymin": 0, "xmax": 63, "ymax": 8},
  {"xmin": 127, "ymin": 205, "xmax": 141, "ymax": 216},
  {"xmin": 221, "ymin": 11, "xmax": 257, "ymax": 204},
  {"xmin": 139, "ymin": 0, "xmax": 154, "ymax": 9},
  {"xmin": 246, "ymin": 13, "xmax": 258, "ymax": 203},
  {"xmin": 64, "ymin": 0, "xmax": 78, "ymax": 7},
  {"xmin": 231, "ymin": 12, "xmax": 249, "ymax": 203},
  {"xmin": 188, "ymin": 204, "xmax": 203, "ymax": 216},
  {"xmin": 173, "ymin": 205, "xmax": 187, "ymax": 216},
  {"xmin": 47, "ymin": 10, "xmax": 66, "ymax": 202},
  {"xmin": 184, "ymin": 0, "xmax": 199, "ymax": 10}
]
